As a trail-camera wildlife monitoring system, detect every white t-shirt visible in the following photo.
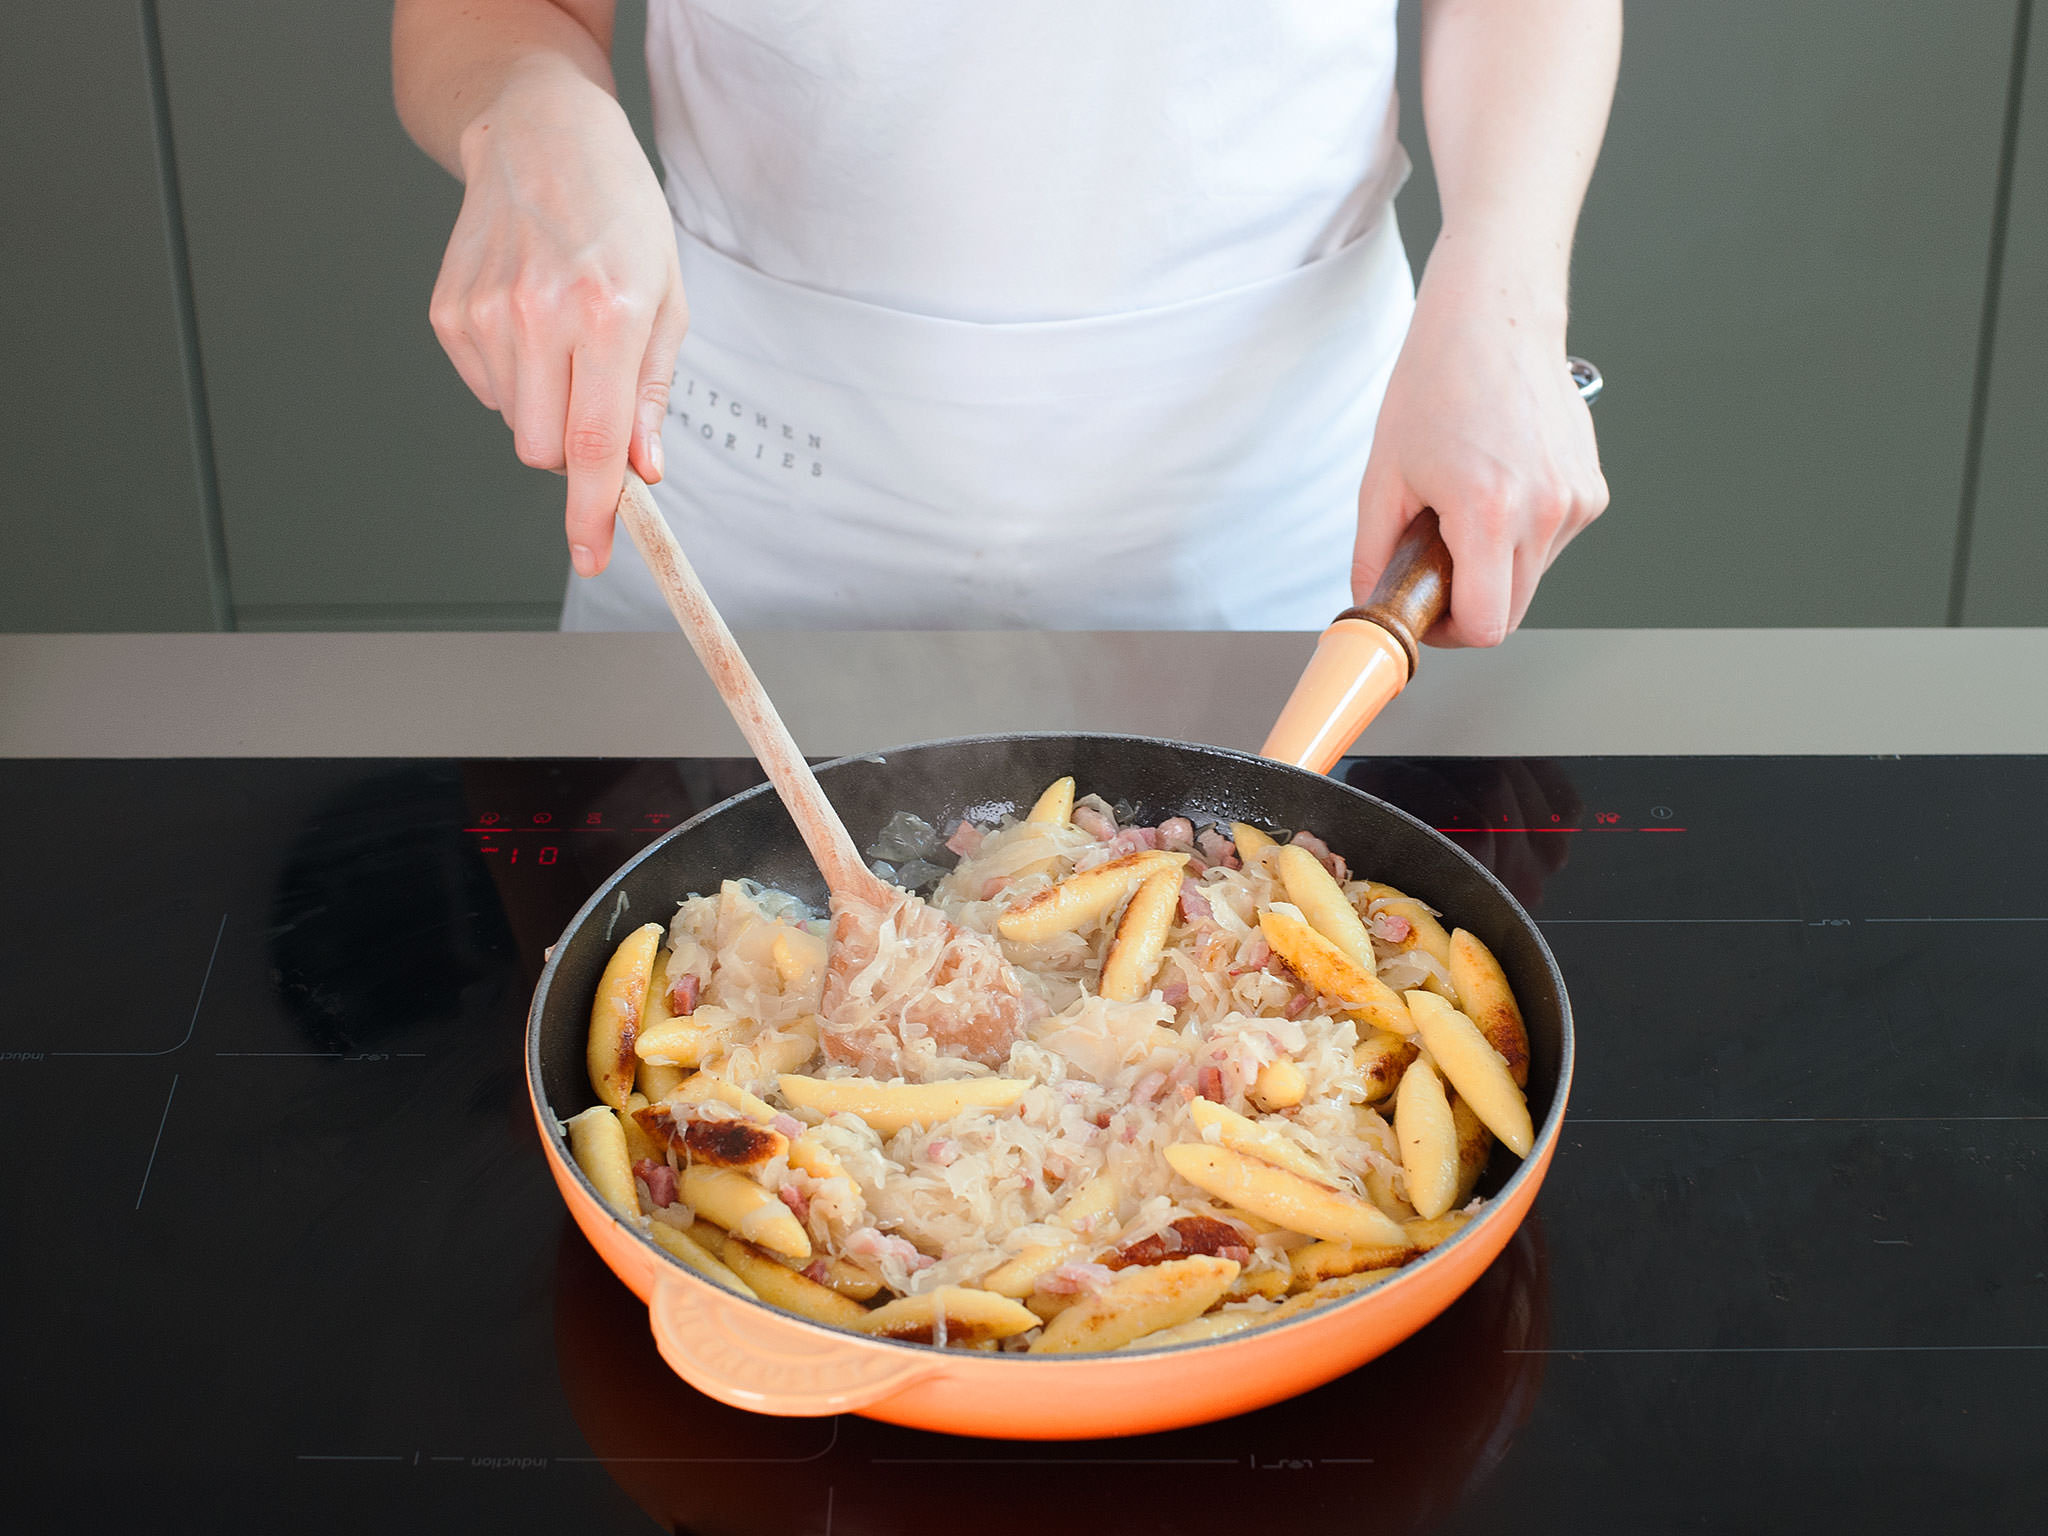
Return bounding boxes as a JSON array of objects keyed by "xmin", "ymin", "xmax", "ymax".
[{"xmin": 647, "ymin": 1, "xmax": 1406, "ymax": 323}]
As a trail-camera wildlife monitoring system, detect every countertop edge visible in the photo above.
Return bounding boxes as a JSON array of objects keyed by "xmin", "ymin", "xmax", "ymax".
[{"xmin": 3, "ymin": 629, "xmax": 2045, "ymax": 758}]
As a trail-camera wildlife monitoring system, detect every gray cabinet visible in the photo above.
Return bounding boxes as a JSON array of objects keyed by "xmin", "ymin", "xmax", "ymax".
[
  {"xmin": 1, "ymin": 1, "xmax": 2041, "ymax": 633},
  {"xmin": 153, "ymin": 0, "xmax": 651, "ymax": 630},
  {"xmin": 145, "ymin": 0, "xmax": 656, "ymax": 630},
  {"xmin": 1, "ymin": 1, "xmax": 223, "ymax": 631},
  {"xmin": 1402, "ymin": 2, "xmax": 2021, "ymax": 628},
  {"xmin": 1963, "ymin": 7, "xmax": 2048, "ymax": 625}
]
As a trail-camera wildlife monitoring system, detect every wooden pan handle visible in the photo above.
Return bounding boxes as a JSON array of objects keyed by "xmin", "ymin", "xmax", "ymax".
[
  {"xmin": 613, "ymin": 473, "xmax": 891, "ymax": 907},
  {"xmin": 1341, "ymin": 508, "xmax": 1453, "ymax": 678}
]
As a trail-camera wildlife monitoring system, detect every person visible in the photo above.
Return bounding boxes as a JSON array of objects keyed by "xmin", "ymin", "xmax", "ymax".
[{"xmin": 395, "ymin": 1, "xmax": 1618, "ymax": 640}]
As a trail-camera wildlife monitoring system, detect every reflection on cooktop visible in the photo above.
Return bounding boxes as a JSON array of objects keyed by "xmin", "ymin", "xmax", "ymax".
[{"xmin": 0, "ymin": 756, "xmax": 2042, "ymax": 1533}]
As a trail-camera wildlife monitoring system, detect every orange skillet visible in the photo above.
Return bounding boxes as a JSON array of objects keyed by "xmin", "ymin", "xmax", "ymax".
[
  {"xmin": 527, "ymin": 736, "xmax": 1572, "ymax": 1440},
  {"xmin": 526, "ymin": 377, "xmax": 1606, "ymax": 1437}
]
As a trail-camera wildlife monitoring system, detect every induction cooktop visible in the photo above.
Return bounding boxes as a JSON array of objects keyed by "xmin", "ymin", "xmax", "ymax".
[{"xmin": 1, "ymin": 755, "xmax": 2043, "ymax": 1533}]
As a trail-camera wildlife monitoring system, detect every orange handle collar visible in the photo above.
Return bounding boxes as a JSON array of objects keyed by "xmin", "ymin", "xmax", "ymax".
[
  {"xmin": 1261, "ymin": 509, "xmax": 1456, "ymax": 772},
  {"xmin": 1259, "ymin": 617, "xmax": 1411, "ymax": 775}
]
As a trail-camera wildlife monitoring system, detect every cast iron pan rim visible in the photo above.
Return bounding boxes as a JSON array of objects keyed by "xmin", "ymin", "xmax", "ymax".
[{"xmin": 527, "ymin": 731, "xmax": 1575, "ymax": 1364}]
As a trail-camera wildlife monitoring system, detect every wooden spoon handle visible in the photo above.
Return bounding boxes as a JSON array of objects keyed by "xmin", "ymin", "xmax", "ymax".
[
  {"xmin": 614, "ymin": 472, "xmax": 890, "ymax": 906},
  {"xmin": 1343, "ymin": 508, "xmax": 1454, "ymax": 677}
]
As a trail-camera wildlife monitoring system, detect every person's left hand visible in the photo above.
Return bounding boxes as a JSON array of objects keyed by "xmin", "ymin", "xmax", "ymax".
[{"xmin": 1353, "ymin": 239, "xmax": 1609, "ymax": 647}]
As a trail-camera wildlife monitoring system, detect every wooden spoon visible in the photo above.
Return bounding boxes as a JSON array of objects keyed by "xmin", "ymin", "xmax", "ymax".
[
  {"xmin": 614, "ymin": 471, "xmax": 890, "ymax": 908},
  {"xmin": 613, "ymin": 472, "xmax": 1035, "ymax": 1066}
]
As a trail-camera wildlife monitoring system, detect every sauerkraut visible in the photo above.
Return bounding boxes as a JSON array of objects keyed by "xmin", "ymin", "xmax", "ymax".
[{"xmin": 571, "ymin": 781, "xmax": 1534, "ymax": 1354}]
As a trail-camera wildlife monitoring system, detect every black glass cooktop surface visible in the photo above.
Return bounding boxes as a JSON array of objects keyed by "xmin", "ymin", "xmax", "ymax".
[{"xmin": 2, "ymin": 755, "xmax": 2044, "ymax": 1533}]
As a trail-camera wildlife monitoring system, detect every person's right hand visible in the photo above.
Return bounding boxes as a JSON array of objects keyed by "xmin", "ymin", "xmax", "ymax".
[{"xmin": 429, "ymin": 63, "xmax": 686, "ymax": 576}]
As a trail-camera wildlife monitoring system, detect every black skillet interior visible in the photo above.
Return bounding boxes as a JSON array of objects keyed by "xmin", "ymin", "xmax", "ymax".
[{"xmin": 531, "ymin": 733, "xmax": 1570, "ymax": 1210}]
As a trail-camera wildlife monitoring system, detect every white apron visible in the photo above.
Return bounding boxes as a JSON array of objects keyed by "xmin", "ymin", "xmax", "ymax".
[{"xmin": 563, "ymin": 2, "xmax": 1413, "ymax": 632}]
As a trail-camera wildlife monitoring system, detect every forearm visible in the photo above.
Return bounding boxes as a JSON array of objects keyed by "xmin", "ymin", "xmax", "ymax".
[
  {"xmin": 1417, "ymin": 0, "xmax": 1621, "ymax": 335},
  {"xmin": 1354, "ymin": 1, "xmax": 1618, "ymax": 644},
  {"xmin": 393, "ymin": 0, "xmax": 619, "ymax": 176}
]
